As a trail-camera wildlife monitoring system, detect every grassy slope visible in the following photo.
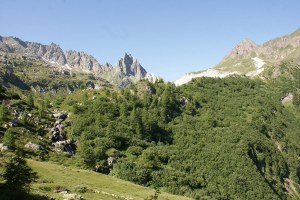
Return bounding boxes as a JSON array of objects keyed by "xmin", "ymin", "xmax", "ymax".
[{"xmin": 28, "ymin": 159, "xmax": 192, "ymax": 200}]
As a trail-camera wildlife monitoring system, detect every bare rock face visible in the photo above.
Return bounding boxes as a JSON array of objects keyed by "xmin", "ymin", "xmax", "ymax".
[
  {"xmin": 41, "ymin": 43, "xmax": 67, "ymax": 66},
  {"xmin": 225, "ymin": 39, "xmax": 258, "ymax": 59},
  {"xmin": 114, "ymin": 53, "xmax": 147, "ymax": 79},
  {"xmin": 65, "ymin": 50, "xmax": 112, "ymax": 73},
  {"xmin": 0, "ymin": 36, "xmax": 27, "ymax": 53},
  {"xmin": 0, "ymin": 36, "xmax": 67, "ymax": 66},
  {"xmin": 26, "ymin": 42, "xmax": 47, "ymax": 57}
]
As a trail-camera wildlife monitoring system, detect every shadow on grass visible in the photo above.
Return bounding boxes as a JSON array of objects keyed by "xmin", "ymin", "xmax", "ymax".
[{"xmin": 0, "ymin": 184, "xmax": 51, "ymax": 200}]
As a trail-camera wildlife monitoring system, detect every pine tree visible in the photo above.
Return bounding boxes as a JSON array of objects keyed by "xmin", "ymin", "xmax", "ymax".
[
  {"xmin": 3, "ymin": 152, "xmax": 38, "ymax": 192},
  {"xmin": 3, "ymin": 129, "xmax": 15, "ymax": 149},
  {"xmin": 0, "ymin": 102, "xmax": 8, "ymax": 123}
]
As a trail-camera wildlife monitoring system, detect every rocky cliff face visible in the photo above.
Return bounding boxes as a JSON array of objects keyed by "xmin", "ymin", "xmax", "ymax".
[
  {"xmin": 114, "ymin": 53, "xmax": 147, "ymax": 79},
  {"xmin": 0, "ymin": 36, "xmax": 28, "ymax": 53},
  {"xmin": 99, "ymin": 53, "xmax": 160, "ymax": 87},
  {"xmin": 65, "ymin": 50, "xmax": 112, "ymax": 74},
  {"xmin": 0, "ymin": 36, "xmax": 67, "ymax": 66},
  {"xmin": 0, "ymin": 36, "xmax": 157, "ymax": 87},
  {"xmin": 27, "ymin": 42, "xmax": 67, "ymax": 66}
]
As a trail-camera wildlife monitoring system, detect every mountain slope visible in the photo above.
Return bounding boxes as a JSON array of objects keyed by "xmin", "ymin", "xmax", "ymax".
[
  {"xmin": 0, "ymin": 36, "xmax": 159, "ymax": 88},
  {"xmin": 0, "ymin": 53, "xmax": 112, "ymax": 92},
  {"xmin": 175, "ymin": 28, "xmax": 300, "ymax": 85},
  {"xmin": 26, "ymin": 159, "xmax": 192, "ymax": 200}
]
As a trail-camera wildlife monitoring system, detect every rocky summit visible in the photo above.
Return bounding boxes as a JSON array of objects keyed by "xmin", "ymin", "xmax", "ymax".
[
  {"xmin": 175, "ymin": 28, "xmax": 300, "ymax": 85},
  {"xmin": 0, "ymin": 36, "xmax": 159, "ymax": 88}
]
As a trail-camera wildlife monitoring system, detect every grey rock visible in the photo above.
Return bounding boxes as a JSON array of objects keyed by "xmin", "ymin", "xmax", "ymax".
[
  {"xmin": 109, "ymin": 53, "xmax": 158, "ymax": 87},
  {"xmin": 65, "ymin": 50, "xmax": 111, "ymax": 74},
  {"xmin": 114, "ymin": 53, "xmax": 147, "ymax": 79},
  {"xmin": 28, "ymin": 42, "xmax": 67, "ymax": 66},
  {"xmin": 24, "ymin": 141, "xmax": 41, "ymax": 151},
  {"xmin": 61, "ymin": 192, "xmax": 83, "ymax": 200},
  {"xmin": 0, "ymin": 36, "xmax": 67, "ymax": 66}
]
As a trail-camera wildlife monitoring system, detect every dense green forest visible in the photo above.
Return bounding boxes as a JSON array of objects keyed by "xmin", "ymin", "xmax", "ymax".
[
  {"xmin": 61, "ymin": 66, "xmax": 300, "ymax": 199},
  {"xmin": 1, "ymin": 61, "xmax": 300, "ymax": 199}
]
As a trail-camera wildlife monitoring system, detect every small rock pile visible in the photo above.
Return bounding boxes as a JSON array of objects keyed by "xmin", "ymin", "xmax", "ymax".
[
  {"xmin": 49, "ymin": 110, "xmax": 75, "ymax": 153},
  {"xmin": 54, "ymin": 188, "xmax": 83, "ymax": 200},
  {"xmin": 10, "ymin": 105, "xmax": 33, "ymax": 121},
  {"xmin": 60, "ymin": 191, "xmax": 83, "ymax": 200}
]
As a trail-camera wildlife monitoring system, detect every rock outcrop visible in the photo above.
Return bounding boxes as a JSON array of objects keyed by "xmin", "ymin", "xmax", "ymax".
[
  {"xmin": 114, "ymin": 53, "xmax": 147, "ymax": 79},
  {"xmin": 0, "ymin": 36, "xmax": 67, "ymax": 66},
  {"xmin": 65, "ymin": 50, "xmax": 112, "ymax": 73},
  {"xmin": 50, "ymin": 110, "xmax": 75, "ymax": 153},
  {"xmin": 224, "ymin": 39, "xmax": 258, "ymax": 60},
  {"xmin": 28, "ymin": 42, "xmax": 67, "ymax": 66}
]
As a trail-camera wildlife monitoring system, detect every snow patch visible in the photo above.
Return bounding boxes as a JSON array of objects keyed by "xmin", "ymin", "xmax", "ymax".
[
  {"xmin": 42, "ymin": 57, "xmax": 70, "ymax": 70},
  {"xmin": 174, "ymin": 69, "xmax": 238, "ymax": 86},
  {"xmin": 145, "ymin": 73, "xmax": 160, "ymax": 83},
  {"xmin": 41, "ymin": 57, "xmax": 61, "ymax": 66},
  {"xmin": 246, "ymin": 57, "xmax": 265, "ymax": 77},
  {"xmin": 252, "ymin": 57, "xmax": 265, "ymax": 69},
  {"xmin": 62, "ymin": 64, "xmax": 72, "ymax": 70},
  {"xmin": 175, "ymin": 57, "xmax": 267, "ymax": 86}
]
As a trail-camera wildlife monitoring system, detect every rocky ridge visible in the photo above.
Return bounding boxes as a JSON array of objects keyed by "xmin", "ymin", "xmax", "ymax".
[
  {"xmin": 175, "ymin": 28, "xmax": 300, "ymax": 85},
  {"xmin": 0, "ymin": 36, "xmax": 159, "ymax": 87}
]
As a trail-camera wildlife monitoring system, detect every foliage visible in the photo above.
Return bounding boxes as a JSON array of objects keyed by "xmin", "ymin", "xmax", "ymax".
[
  {"xmin": 62, "ymin": 76, "xmax": 300, "ymax": 199},
  {"xmin": 2, "ymin": 55, "xmax": 300, "ymax": 199},
  {"xmin": 0, "ymin": 102, "xmax": 8, "ymax": 123},
  {"xmin": 3, "ymin": 129, "xmax": 16, "ymax": 149},
  {"xmin": 3, "ymin": 152, "xmax": 38, "ymax": 192}
]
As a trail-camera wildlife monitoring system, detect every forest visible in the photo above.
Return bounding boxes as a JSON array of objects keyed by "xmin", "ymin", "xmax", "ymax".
[
  {"xmin": 1, "ymin": 61, "xmax": 300, "ymax": 199},
  {"xmin": 61, "ymin": 71, "xmax": 300, "ymax": 199}
]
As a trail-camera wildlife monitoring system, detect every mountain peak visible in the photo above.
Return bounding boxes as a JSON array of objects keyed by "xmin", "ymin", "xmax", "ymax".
[
  {"xmin": 124, "ymin": 52, "xmax": 132, "ymax": 58},
  {"xmin": 115, "ymin": 53, "xmax": 147, "ymax": 79},
  {"xmin": 225, "ymin": 38, "xmax": 258, "ymax": 59}
]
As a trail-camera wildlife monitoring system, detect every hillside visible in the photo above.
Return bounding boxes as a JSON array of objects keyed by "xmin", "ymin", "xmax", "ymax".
[
  {"xmin": 1, "ymin": 70, "xmax": 300, "ymax": 199},
  {"xmin": 26, "ymin": 159, "xmax": 191, "ymax": 200},
  {"xmin": 1, "ymin": 31, "xmax": 300, "ymax": 199}
]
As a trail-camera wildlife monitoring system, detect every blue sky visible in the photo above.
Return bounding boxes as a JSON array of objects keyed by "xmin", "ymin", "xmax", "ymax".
[{"xmin": 1, "ymin": 0, "xmax": 300, "ymax": 81}]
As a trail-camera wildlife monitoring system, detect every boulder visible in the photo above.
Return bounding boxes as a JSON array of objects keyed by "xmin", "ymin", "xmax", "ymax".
[
  {"xmin": 61, "ymin": 192, "xmax": 83, "ymax": 200},
  {"xmin": 24, "ymin": 141, "xmax": 41, "ymax": 151},
  {"xmin": 0, "ymin": 143, "xmax": 8, "ymax": 151}
]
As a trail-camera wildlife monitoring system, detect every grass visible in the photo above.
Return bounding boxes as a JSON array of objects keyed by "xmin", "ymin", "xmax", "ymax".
[
  {"xmin": 28, "ymin": 159, "xmax": 192, "ymax": 200},
  {"xmin": 214, "ymin": 56, "xmax": 256, "ymax": 74}
]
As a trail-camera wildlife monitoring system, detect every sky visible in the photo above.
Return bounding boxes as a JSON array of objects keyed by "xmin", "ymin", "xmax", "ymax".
[{"xmin": 1, "ymin": 0, "xmax": 300, "ymax": 81}]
